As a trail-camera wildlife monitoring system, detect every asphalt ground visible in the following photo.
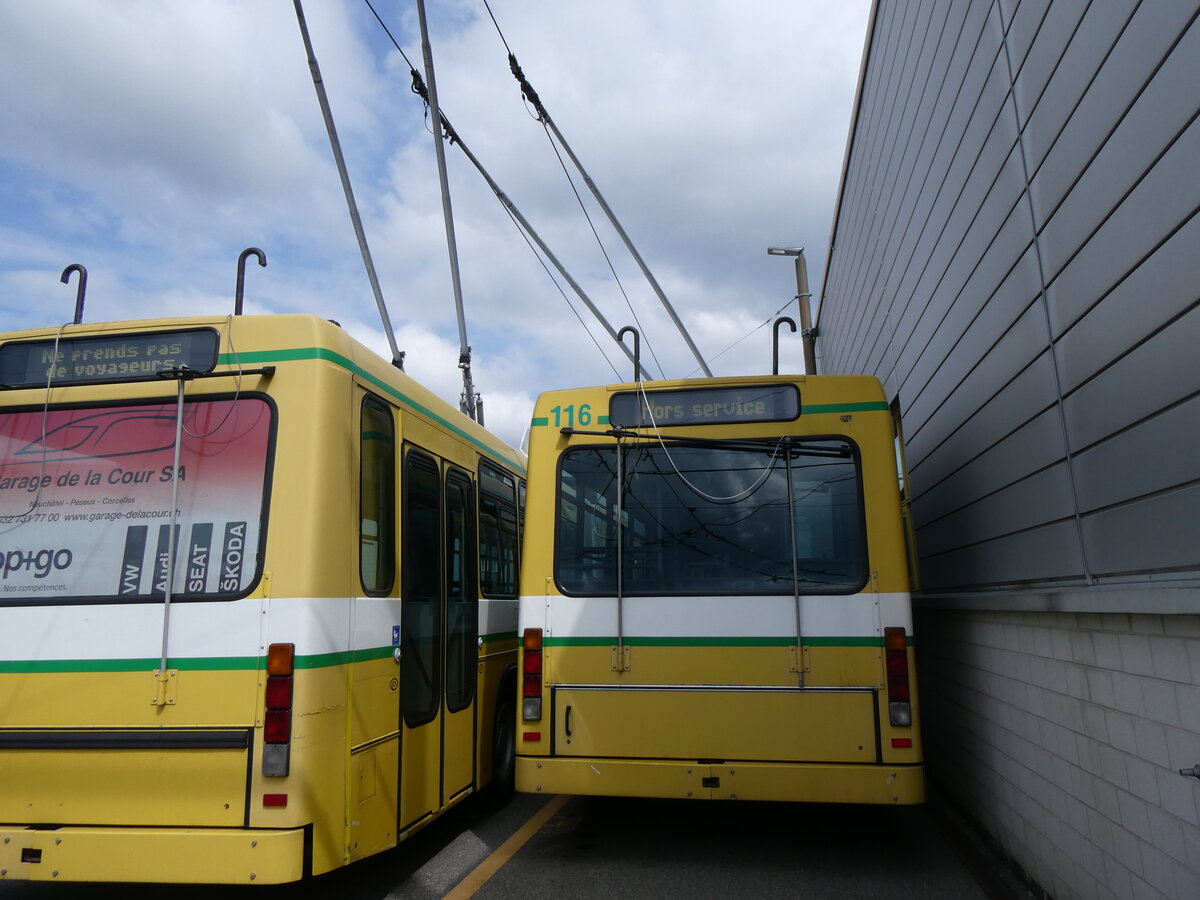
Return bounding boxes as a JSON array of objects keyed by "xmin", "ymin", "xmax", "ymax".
[{"xmin": 0, "ymin": 784, "xmax": 1031, "ymax": 899}]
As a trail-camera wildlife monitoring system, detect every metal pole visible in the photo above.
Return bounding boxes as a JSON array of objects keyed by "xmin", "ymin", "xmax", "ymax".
[
  {"xmin": 768, "ymin": 247, "xmax": 817, "ymax": 375},
  {"xmin": 293, "ymin": 0, "xmax": 404, "ymax": 369},
  {"xmin": 415, "ymin": 0, "xmax": 476, "ymax": 419},
  {"xmin": 794, "ymin": 253, "xmax": 817, "ymax": 375}
]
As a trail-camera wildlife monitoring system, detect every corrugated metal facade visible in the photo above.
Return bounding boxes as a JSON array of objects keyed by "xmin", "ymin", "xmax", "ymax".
[
  {"xmin": 819, "ymin": 3, "xmax": 1200, "ymax": 898},
  {"xmin": 820, "ymin": 0, "xmax": 1200, "ymax": 592}
]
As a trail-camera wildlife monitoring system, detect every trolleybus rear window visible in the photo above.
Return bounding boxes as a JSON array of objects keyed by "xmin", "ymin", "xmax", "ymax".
[
  {"xmin": 556, "ymin": 439, "xmax": 866, "ymax": 596},
  {"xmin": 0, "ymin": 397, "xmax": 272, "ymax": 603}
]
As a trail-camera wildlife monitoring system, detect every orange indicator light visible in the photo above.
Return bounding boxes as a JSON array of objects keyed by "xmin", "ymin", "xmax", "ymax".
[{"xmin": 267, "ymin": 643, "xmax": 295, "ymax": 676}]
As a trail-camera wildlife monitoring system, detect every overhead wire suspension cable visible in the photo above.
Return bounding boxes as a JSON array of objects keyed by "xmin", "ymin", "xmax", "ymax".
[
  {"xmin": 293, "ymin": 0, "xmax": 404, "ymax": 369},
  {"xmin": 485, "ymin": 2, "xmax": 714, "ymax": 378},
  {"xmin": 683, "ymin": 295, "xmax": 796, "ymax": 378},
  {"xmin": 362, "ymin": 1, "xmax": 647, "ymax": 381},
  {"xmin": 408, "ymin": 75, "xmax": 651, "ymax": 382},
  {"xmin": 538, "ymin": 120, "xmax": 666, "ymax": 379}
]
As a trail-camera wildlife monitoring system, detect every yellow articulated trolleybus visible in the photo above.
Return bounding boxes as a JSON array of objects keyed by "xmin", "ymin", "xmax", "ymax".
[
  {"xmin": 0, "ymin": 312, "xmax": 524, "ymax": 884},
  {"xmin": 516, "ymin": 374, "xmax": 923, "ymax": 804}
]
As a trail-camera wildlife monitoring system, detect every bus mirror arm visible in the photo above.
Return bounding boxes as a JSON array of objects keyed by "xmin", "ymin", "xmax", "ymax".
[
  {"xmin": 559, "ymin": 427, "xmax": 640, "ymax": 439},
  {"xmin": 157, "ymin": 366, "xmax": 276, "ymax": 382}
]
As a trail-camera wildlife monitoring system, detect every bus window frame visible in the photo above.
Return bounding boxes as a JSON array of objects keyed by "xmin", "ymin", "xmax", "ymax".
[
  {"xmin": 359, "ymin": 394, "xmax": 396, "ymax": 597},
  {"xmin": 0, "ymin": 392, "xmax": 277, "ymax": 608},
  {"xmin": 478, "ymin": 460, "xmax": 520, "ymax": 599},
  {"xmin": 444, "ymin": 465, "xmax": 477, "ymax": 714},
  {"xmin": 551, "ymin": 434, "xmax": 870, "ymax": 599},
  {"xmin": 401, "ymin": 447, "xmax": 443, "ymax": 729}
]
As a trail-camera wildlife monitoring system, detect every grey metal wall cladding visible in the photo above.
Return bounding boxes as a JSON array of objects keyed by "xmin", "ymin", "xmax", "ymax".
[{"xmin": 819, "ymin": 0, "xmax": 1200, "ymax": 591}]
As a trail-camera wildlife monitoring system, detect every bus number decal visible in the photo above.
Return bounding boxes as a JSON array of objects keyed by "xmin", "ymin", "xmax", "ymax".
[{"xmin": 549, "ymin": 404, "xmax": 592, "ymax": 428}]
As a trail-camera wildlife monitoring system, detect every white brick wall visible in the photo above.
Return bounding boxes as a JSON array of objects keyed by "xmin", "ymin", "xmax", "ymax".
[{"xmin": 916, "ymin": 608, "xmax": 1200, "ymax": 900}]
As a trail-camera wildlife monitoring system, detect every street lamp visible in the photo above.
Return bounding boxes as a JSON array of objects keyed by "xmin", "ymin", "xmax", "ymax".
[{"xmin": 767, "ymin": 246, "xmax": 817, "ymax": 375}]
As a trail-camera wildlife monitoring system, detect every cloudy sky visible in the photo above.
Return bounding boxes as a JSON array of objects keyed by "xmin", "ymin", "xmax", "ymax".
[{"xmin": 0, "ymin": 0, "xmax": 869, "ymax": 450}]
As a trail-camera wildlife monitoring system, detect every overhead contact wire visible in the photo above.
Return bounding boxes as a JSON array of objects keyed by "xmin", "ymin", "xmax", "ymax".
[
  {"xmin": 488, "ymin": 6, "xmax": 714, "ymax": 377},
  {"xmin": 362, "ymin": 1, "xmax": 645, "ymax": 380}
]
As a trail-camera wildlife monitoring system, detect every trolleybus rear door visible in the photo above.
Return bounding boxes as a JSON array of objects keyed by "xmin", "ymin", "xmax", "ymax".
[
  {"xmin": 399, "ymin": 451, "xmax": 478, "ymax": 830},
  {"xmin": 442, "ymin": 468, "xmax": 477, "ymax": 803},
  {"xmin": 400, "ymin": 449, "xmax": 443, "ymax": 830}
]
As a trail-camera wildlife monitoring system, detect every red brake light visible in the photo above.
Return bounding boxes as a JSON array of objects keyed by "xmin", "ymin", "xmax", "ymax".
[
  {"xmin": 265, "ymin": 675, "xmax": 293, "ymax": 709},
  {"xmin": 264, "ymin": 708, "xmax": 292, "ymax": 744}
]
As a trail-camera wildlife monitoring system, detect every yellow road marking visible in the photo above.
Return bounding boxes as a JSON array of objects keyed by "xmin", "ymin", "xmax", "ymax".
[{"xmin": 442, "ymin": 794, "xmax": 570, "ymax": 900}]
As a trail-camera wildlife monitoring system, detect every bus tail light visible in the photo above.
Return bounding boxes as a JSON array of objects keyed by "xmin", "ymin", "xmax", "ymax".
[
  {"xmin": 884, "ymin": 627, "xmax": 912, "ymax": 728},
  {"xmin": 522, "ymin": 628, "xmax": 543, "ymax": 722},
  {"xmin": 263, "ymin": 642, "xmax": 294, "ymax": 777}
]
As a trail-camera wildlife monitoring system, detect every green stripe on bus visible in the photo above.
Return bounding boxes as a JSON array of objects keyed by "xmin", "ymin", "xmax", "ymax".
[
  {"xmin": 0, "ymin": 656, "xmax": 261, "ymax": 674},
  {"xmin": 480, "ymin": 630, "xmax": 518, "ymax": 644},
  {"xmin": 0, "ymin": 639, "xmax": 534, "ymax": 675},
  {"xmin": 218, "ymin": 348, "xmax": 525, "ymax": 473},
  {"xmin": 1, "ymin": 649, "xmax": 369, "ymax": 674},
  {"xmin": 801, "ymin": 401, "xmax": 890, "ymax": 414}
]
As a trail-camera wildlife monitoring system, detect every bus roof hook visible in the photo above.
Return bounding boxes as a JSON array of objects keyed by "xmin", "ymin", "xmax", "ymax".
[
  {"xmin": 60, "ymin": 264, "xmax": 87, "ymax": 325},
  {"xmin": 617, "ymin": 326, "xmax": 640, "ymax": 384},
  {"xmin": 773, "ymin": 316, "xmax": 797, "ymax": 375},
  {"xmin": 235, "ymin": 247, "xmax": 267, "ymax": 316}
]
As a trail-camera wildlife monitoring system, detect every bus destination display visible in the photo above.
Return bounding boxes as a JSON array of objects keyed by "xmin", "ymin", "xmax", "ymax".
[
  {"xmin": 0, "ymin": 329, "xmax": 219, "ymax": 388},
  {"xmin": 610, "ymin": 384, "xmax": 800, "ymax": 427}
]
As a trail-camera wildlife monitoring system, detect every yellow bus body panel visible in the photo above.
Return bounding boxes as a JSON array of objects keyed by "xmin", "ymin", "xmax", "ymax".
[
  {"xmin": 552, "ymin": 686, "xmax": 877, "ymax": 762},
  {"xmin": 0, "ymin": 826, "xmax": 305, "ymax": 884},
  {"xmin": 517, "ymin": 757, "xmax": 925, "ymax": 804},
  {"xmin": 0, "ymin": 669, "xmax": 258, "ymax": 728},
  {"xmin": 0, "ymin": 747, "xmax": 248, "ymax": 826}
]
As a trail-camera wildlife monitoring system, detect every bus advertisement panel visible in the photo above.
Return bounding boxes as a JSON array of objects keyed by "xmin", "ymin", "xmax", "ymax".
[{"xmin": 0, "ymin": 398, "xmax": 271, "ymax": 601}]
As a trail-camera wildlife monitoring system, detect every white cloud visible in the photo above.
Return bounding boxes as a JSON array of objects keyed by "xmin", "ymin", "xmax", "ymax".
[{"xmin": 0, "ymin": 0, "xmax": 869, "ymax": 442}]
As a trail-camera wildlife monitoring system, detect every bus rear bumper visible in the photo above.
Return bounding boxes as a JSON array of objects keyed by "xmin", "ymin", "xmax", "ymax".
[
  {"xmin": 0, "ymin": 824, "xmax": 307, "ymax": 884},
  {"xmin": 517, "ymin": 756, "xmax": 925, "ymax": 804}
]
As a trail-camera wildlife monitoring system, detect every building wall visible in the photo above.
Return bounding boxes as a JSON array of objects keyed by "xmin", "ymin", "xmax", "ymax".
[{"xmin": 818, "ymin": 2, "xmax": 1200, "ymax": 898}]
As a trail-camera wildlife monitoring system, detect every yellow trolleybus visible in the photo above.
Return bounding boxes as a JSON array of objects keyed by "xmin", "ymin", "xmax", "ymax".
[
  {"xmin": 0, "ymin": 312, "xmax": 524, "ymax": 883},
  {"xmin": 516, "ymin": 374, "xmax": 922, "ymax": 804}
]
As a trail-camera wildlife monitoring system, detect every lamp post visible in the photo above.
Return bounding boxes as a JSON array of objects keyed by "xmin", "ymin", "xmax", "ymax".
[{"xmin": 767, "ymin": 246, "xmax": 817, "ymax": 375}]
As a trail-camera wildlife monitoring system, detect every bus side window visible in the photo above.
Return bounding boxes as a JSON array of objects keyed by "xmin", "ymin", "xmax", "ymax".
[
  {"xmin": 479, "ymin": 462, "xmax": 519, "ymax": 598},
  {"xmin": 360, "ymin": 396, "xmax": 395, "ymax": 595},
  {"xmin": 480, "ymin": 497, "xmax": 501, "ymax": 595},
  {"xmin": 446, "ymin": 469, "xmax": 476, "ymax": 713}
]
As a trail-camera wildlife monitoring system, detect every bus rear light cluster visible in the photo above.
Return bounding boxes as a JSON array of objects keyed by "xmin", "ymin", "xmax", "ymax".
[
  {"xmin": 884, "ymin": 627, "xmax": 913, "ymax": 728},
  {"xmin": 262, "ymin": 642, "xmax": 294, "ymax": 777},
  {"xmin": 522, "ymin": 628, "xmax": 543, "ymax": 722}
]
